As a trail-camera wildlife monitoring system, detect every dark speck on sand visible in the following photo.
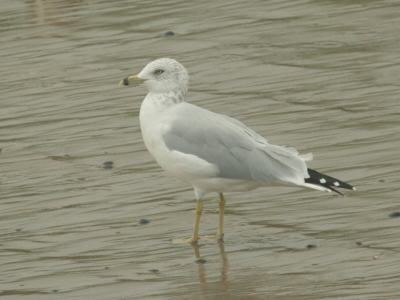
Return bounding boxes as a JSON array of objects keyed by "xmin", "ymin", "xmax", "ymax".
[
  {"xmin": 195, "ymin": 259, "xmax": 206, "ymax": 264},
  {"xmin": 164, "ymin": 31, "xmax": 175, "ymax": 36},
  {"xmin": 139, "ymin": 218, "xmax": 150, "ymax": 225},
  {"xmin": 388, "ymin": 212, "xmax": 400, "ymax": 218},
  {"xmin": 103, "ymin": 161, "xmax": 114, "ymax": 169}
]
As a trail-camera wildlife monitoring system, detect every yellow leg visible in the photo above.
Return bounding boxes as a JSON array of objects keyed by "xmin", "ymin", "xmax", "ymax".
[
  {"xmin": 173, "ymin": 200, "xmax": 203, "ymax": 244},
  {"xmin": 217, "ymin": 193, "xmax": 225, "ymax": 238},
  {"xmin": 201, "ymin": 193, "xmax": 225, "ymax": 241}
]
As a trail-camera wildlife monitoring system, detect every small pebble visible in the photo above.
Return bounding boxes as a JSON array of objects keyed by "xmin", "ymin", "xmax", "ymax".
[
  {"xmin": 64, "ymin": 154, "xmax": 69, "ymax": 157},
  {"xmin": 195, "ymin": 259, "xmax": 206, "ymax": 264},
  {"xmin": 103, "ymin": 161, "xmax": 114, "ymax": 169},
  {"xmin": 388, "ymin": 212, "xmax": 400, "ymax": 218},
  {"xmin": 149, "ymin": 269, "xmax": 160, "ymax": 274},
  {"xmin": 356, "ymin": 242, "xmax": 363, "ymax": 246},
  {"xmin": 373, "ymin": 256, "xmax": 378, "ymax": 260},
  {"xmin": 139, "ymin": 219, "xmax": 150, "ymax": 225},
  {"xmin": 105, "ymin": 267, "xmax": 109, "ymax": 270},
  {"xmin": 15, "ymin": 229, "xmax": 22, "ymax": 232},
  {"xmin": 306, "ymin": 244, "xmax": 317, "ymax": 249},
  {"xmin": 77, "ymin": 177, "xmax": 86, "ymax": 181},
  {"xmin": 378, "ymin": 179, "xmax": 385, "ymax": 183},
  {"xmin": 164, "ymin": 31, "xmax": 175, "ymax": 36},
  {"xmin": 115, "ymin": 231, "xmax": 120, "ymax": 234},
  {"xmin": 52, "ymin": 290, "xmax": 59, "ymax": 293}
]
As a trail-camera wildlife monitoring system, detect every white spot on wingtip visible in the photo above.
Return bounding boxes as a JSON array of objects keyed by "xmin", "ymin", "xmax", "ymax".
[
  {"xmin": 334, "ymin": 182, "xmax": 340, "ymax": 186},
  {"xmin": 320, "ymin": 178, "xmax": 327, "ymax": 184},
  {"xmin": 353, "ymin": 187, "xmax": 357, "ymax": 190}
]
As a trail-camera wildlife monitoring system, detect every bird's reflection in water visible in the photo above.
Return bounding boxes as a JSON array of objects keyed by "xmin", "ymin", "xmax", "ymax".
[{"xmin": 190, "ymin": 240, "xmax": 229, "ymax": 286}]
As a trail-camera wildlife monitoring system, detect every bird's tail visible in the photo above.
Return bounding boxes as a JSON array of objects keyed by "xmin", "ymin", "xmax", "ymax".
[{"xmin": 304, "ymin": 168, "xmax": 356, "ymax": 196}]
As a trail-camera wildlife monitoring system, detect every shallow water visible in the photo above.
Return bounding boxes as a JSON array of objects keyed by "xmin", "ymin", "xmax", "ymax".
[{"xmin": 1, "ymin": 0, "xmax": 400, "ymax": 299}]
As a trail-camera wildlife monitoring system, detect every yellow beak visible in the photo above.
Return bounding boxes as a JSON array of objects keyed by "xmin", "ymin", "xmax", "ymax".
[{"xmin": 119, "ymin": 75, "xmax": 146, "ymax": 86}]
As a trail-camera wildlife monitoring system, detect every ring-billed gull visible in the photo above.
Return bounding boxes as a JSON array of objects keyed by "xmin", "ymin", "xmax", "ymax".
[{"xmin": 119, "ymin": 58, "xmax": 355, "ymax": 243}]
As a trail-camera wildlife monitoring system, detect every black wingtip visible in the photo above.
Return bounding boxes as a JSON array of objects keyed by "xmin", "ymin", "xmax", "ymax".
[
  {"xmin": 305, "ymin": 168, "xmax": 355, "ymax": 195},
  {"xmin": 327, "ymin": 186, "xmax": 344, "ymax": 196}
]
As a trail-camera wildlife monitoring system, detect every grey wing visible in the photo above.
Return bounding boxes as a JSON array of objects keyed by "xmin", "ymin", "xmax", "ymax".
[{"xmin": 162, "ymin": 104, "xmax": 309, "ymax": 185}]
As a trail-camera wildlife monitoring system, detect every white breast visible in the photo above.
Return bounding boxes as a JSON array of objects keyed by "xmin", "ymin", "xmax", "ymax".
[{"xmin": 139, "ymin": 94, "xmax": 218, "ymax": 185}]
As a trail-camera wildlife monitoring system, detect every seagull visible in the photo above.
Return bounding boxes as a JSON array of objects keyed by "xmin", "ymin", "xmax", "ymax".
[{"xmin": 119, "ymin": 58, "xmax": 355, "ymax": 243}]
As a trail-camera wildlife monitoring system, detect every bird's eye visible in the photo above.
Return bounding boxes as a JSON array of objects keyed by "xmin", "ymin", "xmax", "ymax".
[{"xmin": 155, "ymin": 69, "xmax": 164, "ymax": 75}]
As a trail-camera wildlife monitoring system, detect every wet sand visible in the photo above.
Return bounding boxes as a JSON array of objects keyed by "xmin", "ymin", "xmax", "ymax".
[{"xmin": 1, "ymin": 0, "xmax": 400, "ymax": 299}]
